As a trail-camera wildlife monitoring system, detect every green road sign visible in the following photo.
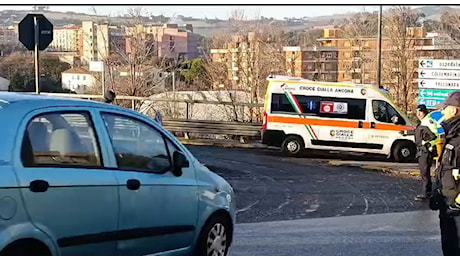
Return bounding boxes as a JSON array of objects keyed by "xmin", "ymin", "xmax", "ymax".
[{"xmin": 418, "ymin": 88, "xmax": 456, "ymax": 99}]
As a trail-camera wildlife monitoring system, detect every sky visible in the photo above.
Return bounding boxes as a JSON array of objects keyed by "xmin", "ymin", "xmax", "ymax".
[{"xmin": 0, "ymin": 3, "xmax": 454, "ymax": 20}]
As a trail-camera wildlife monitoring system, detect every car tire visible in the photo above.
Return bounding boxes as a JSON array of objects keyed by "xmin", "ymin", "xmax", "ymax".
[
  {"xmin": 194, "ymin": 215, "xmax": 232, "ymax": 256},
  {"xmin": 281, "ymin": 136, "xmax": 304, "ymax": 156},
  {"xmin": 393, "ymin": 141, "xmax": 416, "ymax": 163}
]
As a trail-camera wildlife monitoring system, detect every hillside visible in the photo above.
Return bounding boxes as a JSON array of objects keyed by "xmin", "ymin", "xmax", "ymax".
[{"xmin": 0, "ymin": 5, "xmax": 458, "ymax": 35}]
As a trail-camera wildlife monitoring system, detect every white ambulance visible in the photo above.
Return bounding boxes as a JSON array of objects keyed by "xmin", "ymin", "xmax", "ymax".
[{"xmin": 261, "ymin": 75, "xmax": 417, "ymax": 162}]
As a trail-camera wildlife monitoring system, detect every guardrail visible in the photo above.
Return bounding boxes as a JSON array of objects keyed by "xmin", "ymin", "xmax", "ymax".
[
  {"xmin": 40, "ymin": 92, "xmax": 264, "ymax": 109},
  {"xmin": 40, "ymin": 92, "xmax": 264, "ymax": 122},
  {"xmin": 162, "ymin": 119, "xmax": 262, "ymax": 138}
]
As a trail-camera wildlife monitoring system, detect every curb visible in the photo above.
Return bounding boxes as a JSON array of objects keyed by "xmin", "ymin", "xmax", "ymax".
[
  {"xmin": 178, "ymin": 138, "xmax": 267, "ymax": 149},
  {"xmin": 328, "ymin": 160, "xmax": 420, "ymax": 176}
]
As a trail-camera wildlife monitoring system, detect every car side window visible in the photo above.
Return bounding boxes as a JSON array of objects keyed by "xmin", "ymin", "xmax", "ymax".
[
  {"xmin": 21, "ymin": 112, "xmax": 102, "ymax": 167},
  {"xmin": 101, "ymin": 113, "xmax": 171, "ymax": 173},
  {"xmin": 372, "ymin": 100, "xmax": 406, "ymax": 125}
]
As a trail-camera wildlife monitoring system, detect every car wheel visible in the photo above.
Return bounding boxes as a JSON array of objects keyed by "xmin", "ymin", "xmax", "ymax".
[
  {"xmin": 194, "ymin": 215, "xmax": 231, "ymax": 256},
  {"xmin": 281, "ymin": 136, "xmax": 304, "ymax": 156},
  {"xmin": 393, "ymin": 141, "xmax": 416, "ymax": 163}
]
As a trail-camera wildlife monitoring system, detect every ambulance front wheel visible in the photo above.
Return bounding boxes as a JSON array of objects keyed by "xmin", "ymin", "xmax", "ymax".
[
  {"xmin": 281, "ymin": 136, "xmax": 305, "ymax": 156},
  {"xmin": 392, "ymin": 141, "xmax": 416, "ymax": 163}
]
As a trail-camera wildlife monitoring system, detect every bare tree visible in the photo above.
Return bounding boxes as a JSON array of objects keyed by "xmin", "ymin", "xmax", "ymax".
[
  {"xmin": 84, "ymin": 7, "xmax": 181, "ymax": 111},
  {"xmin": 204, "ymin": 19, "xmax": 286, "ymax": 122},
  {"xmin": 340, "ymin": 12, "xmax": 378, "ymax": 84},
  {"xmin": 440, "ymin": 11, "xmax": 460, "ymax": 56},
  {"xmin": 382, "ymin": 6, "xmax": 423, "ymax": 112}
]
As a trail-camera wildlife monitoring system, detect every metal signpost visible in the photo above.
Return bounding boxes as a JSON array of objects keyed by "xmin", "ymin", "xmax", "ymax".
[
  {"xmin": 89, "ymin": 61, "xmax": 105, "ymax": 96},
  {"xmin": 418, "ymin": 58, "xmax": 460, "ymax": 109},
  {"xmin": 18, "ymin": 14, "xmax": 53, "ymax": 94}
]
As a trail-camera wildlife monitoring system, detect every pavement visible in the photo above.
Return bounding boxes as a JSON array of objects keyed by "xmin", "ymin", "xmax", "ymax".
[{"xmin": 231, "ymin": 210, "xmax": 442, "ymax": 256}]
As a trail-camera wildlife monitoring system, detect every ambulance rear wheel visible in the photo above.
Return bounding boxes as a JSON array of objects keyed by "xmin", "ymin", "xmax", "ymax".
[
  {"xmin": 393, "ymin": 141, "xmax": 416, "ymax": 163},
  {"xmin": 281, "ymin": 136, "xmax": 304, "ymax": 156}
]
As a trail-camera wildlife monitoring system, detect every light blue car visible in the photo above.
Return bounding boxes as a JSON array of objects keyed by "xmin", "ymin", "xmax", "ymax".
[{"xmin": 0, "ymin": 92, "xmax": 235, "ymax": 256}]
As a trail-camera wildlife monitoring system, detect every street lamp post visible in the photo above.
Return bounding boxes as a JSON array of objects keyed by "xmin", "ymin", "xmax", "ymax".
[{"xmin": 377, "ymin": 5, "xmax": 383, "ymax": 87}]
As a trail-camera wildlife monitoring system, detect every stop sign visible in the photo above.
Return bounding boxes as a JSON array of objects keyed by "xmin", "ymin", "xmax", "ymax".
[{"xmin": 18, "ymin": 14, "xmax": 53, "ymax": 51}]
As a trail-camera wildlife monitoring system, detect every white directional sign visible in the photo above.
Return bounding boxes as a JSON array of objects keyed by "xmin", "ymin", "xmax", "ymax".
[
  {"xmin": 418, "ymin": 79, "xmax": 460, "ymax": 89},
  {"xmin": 418, "ymin": 59, "xmax": 460, "ymax": 107},
  {"xmin": 419, "ymin": 59, "xmax": 460, "ymax": 70},
  {"xmin": 418, "ymin": 69, "xmax": 460, "ymax": 80}
]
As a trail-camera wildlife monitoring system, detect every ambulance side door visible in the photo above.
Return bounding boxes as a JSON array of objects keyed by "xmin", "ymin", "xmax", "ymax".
[{"xmin": 368, "ymin": 99, "xmax": 406, "ymax": 151}]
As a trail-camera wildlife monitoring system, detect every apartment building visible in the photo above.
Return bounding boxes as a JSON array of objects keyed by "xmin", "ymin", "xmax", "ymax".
[
  {"xmin": 284, "ymin": 27, "xmax": 460, "ymax": 85},
  {"xmin": 50, "ymin": 25, "xmax": 81, "ymax": 52},
  {"xmin": 210, "ymin": 32, "xmax": 285, "ymax": 91},
  {"xmin": 0, "ymin": 27, "xmax": 17, "ymax": 46},
  {"xmin": 125, "ymin": 23, "xmax": 199, "ymax": 61},
  {"xmin": 81, "ymin": 21, "xmax": 126, "ymax": 64},
  {"xmin": 283, "ymin": 45, "xmax": 339, "ymax": 82}
]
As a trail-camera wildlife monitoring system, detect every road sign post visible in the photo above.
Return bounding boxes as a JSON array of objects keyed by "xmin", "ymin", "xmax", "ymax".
[
  {"xmin": 34, "ymin": 16, "xmax": 39, "ymax": 94},
  {"xmin": 89, "ymin": 61, "xmax": 105, "ymax": 96},
  {"xmin": 18, "ymin": 14, "xmax": 53, "ymax": 94}
]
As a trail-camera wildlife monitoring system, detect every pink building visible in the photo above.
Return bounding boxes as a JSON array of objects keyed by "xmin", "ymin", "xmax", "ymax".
[{"xmin": 125, "ymin": 23, "xmax": 199, "ymax": 61}]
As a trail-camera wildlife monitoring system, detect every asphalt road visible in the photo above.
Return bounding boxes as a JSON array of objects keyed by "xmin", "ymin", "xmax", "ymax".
[
  {"xmin": 231, "ymin": 210, "xmax": 442, "ymax": 256},
  {"xmin": 187, "ymin": 145, "xmax": 427, "ymax": 224}
]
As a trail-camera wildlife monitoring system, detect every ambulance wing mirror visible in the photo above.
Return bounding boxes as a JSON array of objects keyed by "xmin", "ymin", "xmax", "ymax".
[{"xmin": 391, "ymin": 115, "xmax": 405, "ymax": 125}]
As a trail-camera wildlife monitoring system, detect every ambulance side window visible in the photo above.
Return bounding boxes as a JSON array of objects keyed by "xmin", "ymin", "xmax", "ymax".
[
  {"xmin": 271, "ymin": 94, "xmax": 296, "ymax": 113},
  {"xmin": 372, "ymin": 100, "xmax": 406, "ymax": 125},
  {"xmin": 295, "ymin": 95, "xmax": 320, "ymax": 114},
  {"xmin": 319, "ymin": 97, "xmax": 366, "ymax": 120}
]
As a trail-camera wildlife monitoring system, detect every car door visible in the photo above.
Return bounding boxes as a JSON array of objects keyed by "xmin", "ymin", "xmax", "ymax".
[
  {"xmin": 13, "ymin": 108, "xmax": 119, "ymax": 256},
  {"xmin": 369, "ymin": 100, "xmax": 407, "ymax": 148},
  {"xmin": 95, "ymin": 111, "xmax": 198, "ymax": 255}
]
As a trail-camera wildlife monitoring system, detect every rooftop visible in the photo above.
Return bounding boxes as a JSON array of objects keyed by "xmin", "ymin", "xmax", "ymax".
[{"xmin": 62, "ymin": 67, "xmax": 91, "ymax": 75}]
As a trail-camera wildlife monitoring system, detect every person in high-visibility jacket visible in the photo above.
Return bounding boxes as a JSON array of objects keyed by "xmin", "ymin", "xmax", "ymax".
[
  {"xmin": 414, "ymin": 104, "xmax": 442, "ymax": 202},
  {"xmin": 429, "ymin": 110, "xmax": 446, "ymax": 162}
]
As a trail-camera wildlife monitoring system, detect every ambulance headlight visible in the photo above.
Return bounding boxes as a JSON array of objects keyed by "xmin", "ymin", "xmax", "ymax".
[{"xmin": 401, "ymin": 129, "xmax": 415, "ymax": 136}]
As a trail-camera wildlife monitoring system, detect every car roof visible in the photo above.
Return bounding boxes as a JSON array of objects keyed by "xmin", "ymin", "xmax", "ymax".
[{"xmin": 0, "ymin": 92, "xmax": 117, "ymax": 111}]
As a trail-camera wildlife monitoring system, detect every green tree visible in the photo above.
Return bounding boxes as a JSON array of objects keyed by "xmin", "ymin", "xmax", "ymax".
[
  {"xmin": 0, "ymin": 53, "xmax": 73, "ymax": 93},
  {"xmin": 40, "ymin": 55, "xmax": 71, "ymax": 83},
  {"xmin": 180, "ymin": 58, "xmax": 209, "ymax": 89}
]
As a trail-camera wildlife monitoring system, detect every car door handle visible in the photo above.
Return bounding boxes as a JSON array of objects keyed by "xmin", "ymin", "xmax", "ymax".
[
  {"xmin": 29, "ymin": 180, "xmax": 49, "ymax": 193},
  {"xmin": 126, "ymin": 179, "xmax": 141, "ymax": 190},
  {"xmin": 358, "ymin": 121, "xmax": 363, "ymax": 128},
  {"xmin": 371, "ymin": 122, "xmax": 376, "ymax": 128}
]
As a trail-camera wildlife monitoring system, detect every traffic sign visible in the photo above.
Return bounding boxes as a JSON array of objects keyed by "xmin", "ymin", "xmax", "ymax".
[
  {"xmin": 418, "ymin": 88, "xmax": 455, "ymax": 99},
  {"xmin": 419, "ymin": 59, "xmax": 460, "ymax": 70},
  {"xmin": 418, "ymin": 79, "xmax": 460, "ymax": 89},
  {"xmin": 418, "ymin": 69, "xmax": 460, "ymax": 80},
  {"xmin": 18, "ymin": 14, "xmax": 53, "ymax": 51},
  {"xmin": 418, "ymin": 97, "xmax": 444, "ymax": 109}
]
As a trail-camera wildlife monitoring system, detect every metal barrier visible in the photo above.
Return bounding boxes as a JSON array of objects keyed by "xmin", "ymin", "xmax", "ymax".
[
  {"xmin": 162, "ymin": 119, "xmax": 262, "ymax": 138},
  {"xmin": 37, "ymin": 93, "xmax": 264, "ymax": 140}
]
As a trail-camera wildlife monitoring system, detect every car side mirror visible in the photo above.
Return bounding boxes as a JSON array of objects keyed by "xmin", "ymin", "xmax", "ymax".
[{"xmin": 172, "ymin": 151, "xmax": 189, "ymax": 177}]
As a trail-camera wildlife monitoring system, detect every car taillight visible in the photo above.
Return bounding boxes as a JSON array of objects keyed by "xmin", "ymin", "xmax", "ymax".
[{"xmin": 262, "ymin": 112, "xmax": 267, "ymax": 130}]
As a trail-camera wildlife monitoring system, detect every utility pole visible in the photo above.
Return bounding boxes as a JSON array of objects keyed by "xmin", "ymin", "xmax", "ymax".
[{"xmin": 377, "ymin": 5, "xmax": 383, "ymax": 87}]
